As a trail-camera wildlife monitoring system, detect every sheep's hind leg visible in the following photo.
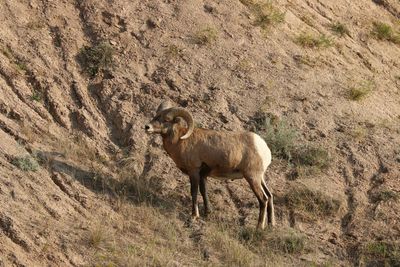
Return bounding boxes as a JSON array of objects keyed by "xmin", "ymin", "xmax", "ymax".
[
  {"xmin": 245, "ymin": 176, "xmax": 268, "ymax": 230},
  {"xmin": 262, "ymin": 179, "xmax": 275, "ymax": 226}
]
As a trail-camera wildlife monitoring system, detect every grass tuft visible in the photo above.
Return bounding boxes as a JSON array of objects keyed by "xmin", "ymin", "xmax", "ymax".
[
  {"xmin": 349, "ymin": 80, "xmax": 374, "ymax": 101},
  {"xmin": 295, "ymin": 33, "xmax": 333, "ymax": 48},
  {"xmin": 240, "ymin": 0, "xmax": 285, "ymax": 34},
  {"xmin": 371, "ymin": 21, "xmax": 400, "ymax": 44},
  {"xmin": 330, "ymin": 22, "xmax": 349, "ymax": 37},
  {"xmin": 31, "ymin": 90, "xmax": 43, "ymax": 102},
  {"xmin": 12, "ymin": 155, "xmax": 39, "ymax": 172},
  {"xmin": 193, "ymin": 27, "xmax": 218, "ymax": 45}
]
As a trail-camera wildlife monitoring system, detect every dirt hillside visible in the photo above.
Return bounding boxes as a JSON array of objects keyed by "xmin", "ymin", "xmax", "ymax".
[{"xmin": 0, "ymin": 0, "xmax": 399, "ymax": 266}]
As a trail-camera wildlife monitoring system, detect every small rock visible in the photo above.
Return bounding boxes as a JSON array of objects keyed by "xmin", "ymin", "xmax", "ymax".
[
  {"xmin": 146, "ymin": 18, "xmax": 158, "ymax": 29},
  {"xmin": 204, "ymin": 4, "xmax": 214, "ymax": 13}
]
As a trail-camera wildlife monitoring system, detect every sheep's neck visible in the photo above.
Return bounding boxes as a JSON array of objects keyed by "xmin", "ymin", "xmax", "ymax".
[{"xmin": 161, "ymin": 128, "xmax": 187, "ymax": 167}]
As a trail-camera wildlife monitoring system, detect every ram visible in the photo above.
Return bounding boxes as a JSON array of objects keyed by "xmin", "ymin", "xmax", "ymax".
[{"xmin": 145, "ymin": 101, "xmax": 275, "ymax": 229}]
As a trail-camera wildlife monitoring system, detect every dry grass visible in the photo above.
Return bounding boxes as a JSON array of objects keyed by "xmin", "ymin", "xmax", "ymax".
[
  {"xmin": 86, "ymin": 224, "xmax": 113, "ymax": 250},
  {"xmin": 293, "ymin": 54, "xmax": 318, "ymax": 67},
  {"xmin": 239, "ymin": 227, "xmax": 307, "ymax": 255},
  {"xmin": 295, "ymin": 33, "xmax": 333, "ymax": 48},
  {"xmin": 193, "ymin": 27, "xmax": 218, "ymax": 45},
  {"xmin": 360, "ymin": 241, "xmax": 400, "ymax": 266},
  {"xmin": 86, "ymin": 204, "xmax": 201, "ymax": 267},
  {"xmin": 52, "ymin": 132, "xmax": 102, "ymax": 165},
  {"xmin": 349, "ymin": 80, "xmax": 375, "ymax": 101},
  {"xmin": 371, "ymin": 189, "xmax": 399, "ymax": 203},
  {"xmin": 292, "ymin": 145, "xmax": 330, "ymax": 170},
  {"xmin": 206, "ymin": 227, "xmax": 261, "ymax": 266},
  {"xmin": 285, "ymin": 184, "xmax": 341, "ymax": 219},
  {"xmin": 348, "ymin": 125, "xmax": 368, "ymax": 141}
]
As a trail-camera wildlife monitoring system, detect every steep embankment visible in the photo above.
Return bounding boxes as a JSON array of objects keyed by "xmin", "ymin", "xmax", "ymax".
[{"xmin": 0, "ymin": 0, "xmax": 399, "ymax": 266}]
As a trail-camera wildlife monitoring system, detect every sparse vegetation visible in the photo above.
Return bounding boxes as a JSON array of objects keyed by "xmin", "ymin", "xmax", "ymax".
[
  {"xmin": 360, "ymin": 241, "xmax": 400, "ymax": 267},
  {"xmin": 371, "ymin": 21, "xmax": 400, "ymax": 44},
  {"xmin": 300, "ymin": 15, "xmax": 314, "ymax": 27},
  {"xmin": 207, "ymin": 227, "xmax": 260, "ymax": 266},
  {"xmin": 371, "ymin": 189, "xmax": 399, "ymax": 203},
  {"xmin": 263, "ymin": 118, "xmax": 299, "ymax": 160},
  {"xmin": 330, "ymin": 22, "xmax": 349, "ymax": 37},
  {"xmin": 87, "ymin": 224, "xmax": 111, "ymax": 249},
  {"xmin": 285, "ymin": 185, "xmax": 341, "ymax": 219},
  {"xmin": 349, "ymin": 125, "xmax": 368, "ymax": 140},
  {"xmin": 78, "ymin": 42, "xmax": 115, "ymax": 77},
  {"xmin": 193, "ymin": 27, "xmax": 218, "ymax": 45},
  {"xmin": 31, "ymin": 90, "xmax": 42, "ymax": 102},
  {"xmin": 14, "ymin": 60, "xmax": 28, "ymax": 73},
  {"xmin": 0, "ymin": 46, "xmax": 29, "ymax": 73},
  {"xmin": 240, "ymin": 0, "xmax": 285, "ymax": 34},
  {"xmin": 12, "ymin": 155, "xmax": 39, "ymax": 172},
  {"xmin": 240, "ymin": 227, "xmax": 306, "ymax": 255},
  {"xmin": 349, "ymin": 80, "xmax": 375, "ymax": 101},
  {"xmin": 235, "ymin": 58, "xmax": 254, "ymax": 73},
  {"xmin": 289, "ymin": 145, "xmax": 331, "ymax": 179},
  {"xmin": 87, "ymin": 205, "xmax": 198, "ymax": 266},
  {"xmin": 1, "ymin": 46, "xmax": 13, "ymax": 59},
  {"xmin": 295, "ymin": 33, "xmax": 333, "ymax": 48},
  {"xmin": 26, "ymin": 20, "xmax": 45, "ymax": 30},
  {"xmin": 293, "ymin": 54, "xmax": 318, "ymax": 67},
  {"xmin": 293, "ymin": 145, "xmax": 330, "ymax": 170},
  {"xmin": 165, "ymin": 44, "xmax": 184, "ymax": 59}
]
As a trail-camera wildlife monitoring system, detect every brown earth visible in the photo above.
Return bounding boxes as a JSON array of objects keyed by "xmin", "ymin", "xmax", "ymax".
[{"xmin": 0, "ymin": 0, "xmax": 400, "ymax": 266}]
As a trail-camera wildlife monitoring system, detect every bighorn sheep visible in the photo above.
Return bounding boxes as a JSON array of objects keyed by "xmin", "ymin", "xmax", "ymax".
[{"xmin": 145, "ymin": 101, "xmax": 275, "ymax": 229}]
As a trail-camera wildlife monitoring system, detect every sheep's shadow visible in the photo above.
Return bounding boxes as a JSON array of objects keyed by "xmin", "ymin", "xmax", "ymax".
[{"xmin": 35, "ymin": 150, "xmax": 177, "ymax": 212}]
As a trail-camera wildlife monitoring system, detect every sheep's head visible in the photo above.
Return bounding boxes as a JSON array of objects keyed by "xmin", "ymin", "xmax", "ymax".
[{"xmin": 145, "ymin": 101, "xmax": 194, "ymax": 140}]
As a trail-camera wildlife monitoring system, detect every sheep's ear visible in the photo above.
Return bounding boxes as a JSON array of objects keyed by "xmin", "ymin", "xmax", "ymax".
[{"xmin": 173, "ymin": 117, "xmax": 184, "ymax": 124}]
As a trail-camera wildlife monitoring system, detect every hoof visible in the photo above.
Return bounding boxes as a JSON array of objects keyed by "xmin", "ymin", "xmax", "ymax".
[{"xmin": 256, "ymin": 224, "xmax": 265, "ymax": 230}]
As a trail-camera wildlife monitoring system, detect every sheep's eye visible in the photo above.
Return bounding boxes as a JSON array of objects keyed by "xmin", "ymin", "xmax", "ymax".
[{"xmin": 164, "ymin": 116, "xmax": 172, "ymax": 122}]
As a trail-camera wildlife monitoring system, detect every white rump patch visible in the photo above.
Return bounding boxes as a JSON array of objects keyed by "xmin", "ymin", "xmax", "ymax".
[{"xmin": 252, "ymin": 133, "xmax": 272, "ymax": 171}]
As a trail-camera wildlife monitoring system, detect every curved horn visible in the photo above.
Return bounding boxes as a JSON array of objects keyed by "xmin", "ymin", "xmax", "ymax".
[
  {"xmin": 168, "ymin": 108, "xmax": 194, "ymax": 139},
  {"xmin": 156, "ymin": 100, "xmax": 173, "ymax": 115}
]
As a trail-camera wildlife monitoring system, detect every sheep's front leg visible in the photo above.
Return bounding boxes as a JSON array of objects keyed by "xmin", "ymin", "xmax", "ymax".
[{"xmin": 189, "ymin": 174, "xmax": 200, "ymax": 220}]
